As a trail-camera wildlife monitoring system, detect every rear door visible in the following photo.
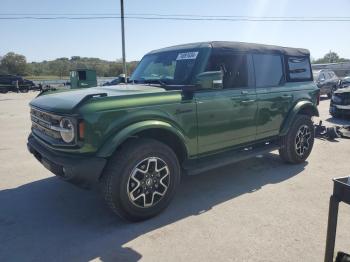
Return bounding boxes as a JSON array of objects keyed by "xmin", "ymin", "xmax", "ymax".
[
  {"xmin": 253, "ymin": 53, "xmax": 293, "ymax": 140},
  {"xmin": 195, "ymin": 53, "xmax": 257, "ymax": 154}
]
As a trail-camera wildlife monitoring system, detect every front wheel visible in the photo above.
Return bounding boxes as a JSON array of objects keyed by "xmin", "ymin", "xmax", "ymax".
[
  {"xmin": 279, "ymin": 115, "xmax": 315, "ymax": 164},
  {"xmin": 102, "ymin": 138, "xmax": 180, "ymax": 222}
]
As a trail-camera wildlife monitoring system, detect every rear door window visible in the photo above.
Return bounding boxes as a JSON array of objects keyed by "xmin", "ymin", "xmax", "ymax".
[
  {"xmin": 287, "ymin": 56, "xmax": 312, "ymax": 81},
  {"xmin": 253, "ymin": 54, "xmax": 284, "ymax": 87}
]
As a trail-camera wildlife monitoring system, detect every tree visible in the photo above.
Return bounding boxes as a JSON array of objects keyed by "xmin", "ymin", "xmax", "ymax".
[
  {"xmin": 49, "ymin": 58, "xmax": 70, "ymax": 78},
  {"xmin": 0, "ymin": 52, "xmax": 27, "ymax": 75},
  {"xmin": 0, "ymin": 51, "xmax": 139, "ymax": 77},
  {"xmin": 324, "ymin": 51, "xmax": 339, "ymax": 63},
  {"xmin": 313, "ymin": 51, "xmax": 349, "ymax": 64}
]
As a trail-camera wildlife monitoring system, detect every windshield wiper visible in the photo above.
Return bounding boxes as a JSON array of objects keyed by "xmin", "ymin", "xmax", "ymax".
[{"xmin": 138, "ymin": 79, "xmax": 168, "ymax": 88}]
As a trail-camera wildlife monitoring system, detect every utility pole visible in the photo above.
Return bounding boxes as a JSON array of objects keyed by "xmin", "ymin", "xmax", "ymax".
[{"xmin": 120, "ymin": 0, "xmax": 127, "ymax": 83}]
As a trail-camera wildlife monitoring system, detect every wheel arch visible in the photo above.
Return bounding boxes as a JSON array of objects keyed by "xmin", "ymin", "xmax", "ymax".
[
  {"xmin": 280, "ymin": 100, "xmax": 319, "ymax": 136},
  {"xmin": 97, "ymin": 120, "xmax": 189, "ymax": 163}
]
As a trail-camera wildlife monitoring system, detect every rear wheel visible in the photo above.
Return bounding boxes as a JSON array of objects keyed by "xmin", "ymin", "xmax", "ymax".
[
  {"xmin": 102, "ymin": 138, "xmax": 180, "ymax": 222},
  {"xmin": 279, "ymin": 115, "xmax": 315, "ymax": 164}
]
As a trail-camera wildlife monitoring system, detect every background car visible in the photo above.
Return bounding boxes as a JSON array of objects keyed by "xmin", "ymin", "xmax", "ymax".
[
  {"xmin": 330, "ymin": 86, "xmax": 350, "ymax": 118},
  {"xmin": 338, "ymin": 76, "xmax": 350, "ymax": 89},
  {"xmin": 102, "ymin": 74, "xmax": 129, "ymax": 86},
  {"xmin": 0, "ymin": 75, "xmax": 35, "ymax": 93},
  {"xmin": 313, "ymin": 69, "xmax": 339, "ymax": 98}
]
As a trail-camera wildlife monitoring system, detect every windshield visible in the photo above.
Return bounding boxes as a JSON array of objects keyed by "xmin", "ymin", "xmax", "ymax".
[
  {"xmin": 130, "ymin": 50, "xmax": 200, "ymax": 85},
  {"xmin": 343, "ymin": 77, "xmax": 350, "ymax": 83}
]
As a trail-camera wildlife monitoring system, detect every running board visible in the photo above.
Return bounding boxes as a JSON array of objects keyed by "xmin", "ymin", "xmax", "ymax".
[{"xmin": 183, "ymin": 141, "xmax": 280, "ymax": 176}]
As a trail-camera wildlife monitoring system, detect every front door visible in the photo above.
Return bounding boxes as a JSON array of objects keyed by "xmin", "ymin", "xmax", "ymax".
[{"xmin": 195, "ymin": 53, "xmax": 257, "ymax": 155}]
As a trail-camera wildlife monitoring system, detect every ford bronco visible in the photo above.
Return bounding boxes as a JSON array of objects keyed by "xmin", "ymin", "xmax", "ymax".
[{"xmin": 27, "ymin": 42, "xmax": 319, "ymax": 221}]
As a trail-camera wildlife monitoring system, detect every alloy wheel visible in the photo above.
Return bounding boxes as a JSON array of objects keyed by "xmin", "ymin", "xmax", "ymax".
[
  {"xmin": 127, "ymin": 157, "xmax": 170, "ymax": 208},
  {"xmin": 295, "ymin": 125, "xmax": 311, "ymax": 157}
]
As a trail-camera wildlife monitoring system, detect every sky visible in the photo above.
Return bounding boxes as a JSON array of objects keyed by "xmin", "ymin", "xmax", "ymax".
[{"xmin": 1, "ymin": 0, "xmax": 350, "ymax": 62}]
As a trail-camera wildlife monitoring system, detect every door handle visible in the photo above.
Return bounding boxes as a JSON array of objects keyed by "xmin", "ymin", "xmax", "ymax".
[{"xmin": 281, "ymin": 94, "xmax": 292, "ymax": 99}]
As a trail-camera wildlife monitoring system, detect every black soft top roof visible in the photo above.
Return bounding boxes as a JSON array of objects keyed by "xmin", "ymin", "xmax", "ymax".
[{"xmin": 148, "ymin": 41, "xmax": 310, "ymax": 57}]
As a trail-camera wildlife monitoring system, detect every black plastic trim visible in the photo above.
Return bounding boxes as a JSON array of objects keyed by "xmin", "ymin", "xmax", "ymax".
[{"xmin": 27, "ymin": 135, "xmax": 106, "ymax": 189}]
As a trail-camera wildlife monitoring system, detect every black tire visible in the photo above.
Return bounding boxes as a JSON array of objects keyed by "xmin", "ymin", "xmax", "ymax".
[
  {"xmin": 327, "ymin": 92, "xmax": 332, "ymax": 99},
  {"xmin": 327, "ymin": 127, "xmax": 340, "ymax": 140},
  {"xmin": 279, "ymin": 115, "xmax": 315, "ymax": 164},
  {"xmin": 19, "ymin": 87, "xmax": 29, "ymax": 93},
  {"xmin": 0, "ymin": 88, "xmax": 8, "ymax": 94},
  {"xmin": 102, "ymin": 138, "xmax": 180, "ymax": 222}
]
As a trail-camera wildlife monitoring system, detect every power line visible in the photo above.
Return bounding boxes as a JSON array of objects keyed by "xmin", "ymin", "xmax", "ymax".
[
  {"xmin": 0, "ymin": 13, "xmax": 350, "ymax": 19},
  {"xmin": 0, "ymin": 16, "xmax": 350, "ymax": 22}
]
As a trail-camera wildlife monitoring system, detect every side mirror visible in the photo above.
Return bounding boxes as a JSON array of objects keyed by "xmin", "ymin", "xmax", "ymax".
[{"xmin": 196, "ymin": 71, "xmax": 223, "ymax": 89}]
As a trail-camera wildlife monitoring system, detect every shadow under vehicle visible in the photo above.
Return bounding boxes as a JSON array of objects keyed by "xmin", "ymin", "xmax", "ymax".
[
  {"xmin": 0, "ymin": 153, "xmax": 306, "ymax": 261},
  {"xmin": 27, "ymin": 41, "xmax": 319, "ymax": 221}
]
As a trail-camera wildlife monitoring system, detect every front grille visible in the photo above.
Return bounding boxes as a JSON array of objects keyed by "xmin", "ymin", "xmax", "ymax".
[
  {"xmin": 30, "ymin": 108, "xmax": 62, "ymax": 142},
  {"xmin": 31, "ymin": 108, "xmax": 60, "ymax": 125},
  {"xmin": 334, "ymin": 92, "xmax": 350, "ymax": 105},
  {"xmin": 338, "ymin": 93, "xmax": 350, "ymax": 105}
]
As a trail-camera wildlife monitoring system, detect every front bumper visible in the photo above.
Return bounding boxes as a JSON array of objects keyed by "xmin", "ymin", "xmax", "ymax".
[
  {"xmin": 27, "ymin": 135, "xmax": 107, "ymax": 189},
  {"xmin": 330, "ymin": 104, "xmax": 350, "ymax": 115}
]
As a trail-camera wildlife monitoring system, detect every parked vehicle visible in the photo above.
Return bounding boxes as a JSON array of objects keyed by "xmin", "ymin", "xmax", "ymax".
[
  {"xmin": 0, "ymin": 75, "xmax": 35, "ymax": 93},
  {"xmin": 338, "ymin": 76, "xmax": 350, "ymax": 89},
  {"xmin": 102, "ymin": 74, "xmax": 130, "ymax": 86},
  {"xmin": 70, "ymin": 69, "xmax": 97, "ymax": 89},
  {"xmin": 330, "ymin": 87, "xmax": 350, "ymax": 117},
  {"xmin": 313, "ymin": 69, "xmax": 339, "ymax": 98},
  {"xmin": 27, "ymin": 41, "xmax": 319, "ymax": 221}
]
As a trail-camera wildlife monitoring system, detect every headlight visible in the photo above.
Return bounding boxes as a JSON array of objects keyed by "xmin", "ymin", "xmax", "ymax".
[
  {"xmin": 59, "ymin": 118, "xmax": 75, "ymax": 143},
  {"xmin": 332, "ymin": 94, "xmax": 342, "ymax": 104}
]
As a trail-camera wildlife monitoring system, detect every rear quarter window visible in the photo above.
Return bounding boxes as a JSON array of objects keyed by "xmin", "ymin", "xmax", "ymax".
[{"xmin": 287, "ymin": 56, "xmax": 312, "ymax": 82}]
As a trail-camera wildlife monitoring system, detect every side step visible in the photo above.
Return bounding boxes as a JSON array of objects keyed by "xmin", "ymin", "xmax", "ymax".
[{"xmin": 183, "ymin": 141, "xmax": 280, "ymax": 176}]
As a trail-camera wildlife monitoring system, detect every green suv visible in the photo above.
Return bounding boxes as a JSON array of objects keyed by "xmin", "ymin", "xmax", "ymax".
[{"xmin": 27, "ymin": 42, "xmax": 319, "ymax": 221}]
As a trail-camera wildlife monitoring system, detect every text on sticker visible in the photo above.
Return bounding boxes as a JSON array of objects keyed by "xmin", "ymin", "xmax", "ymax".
[{"xmin": 176, "ymin": 52, "xmax": 199, "ymax": 60}]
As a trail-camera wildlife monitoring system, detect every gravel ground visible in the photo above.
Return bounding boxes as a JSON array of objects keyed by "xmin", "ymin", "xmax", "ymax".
[{"xmin": 0, "ymin": 92, "xmax": 349, "ymax": 262}]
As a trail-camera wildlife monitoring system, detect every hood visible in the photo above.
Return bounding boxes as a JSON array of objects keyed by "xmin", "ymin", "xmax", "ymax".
[
  {"xmin": 335, "ymin": 86, "xmax": 350, "ymax": 94},
  {"xmin": 30, "ymin": 84, "xmax": 167, "ymax": 114}
]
